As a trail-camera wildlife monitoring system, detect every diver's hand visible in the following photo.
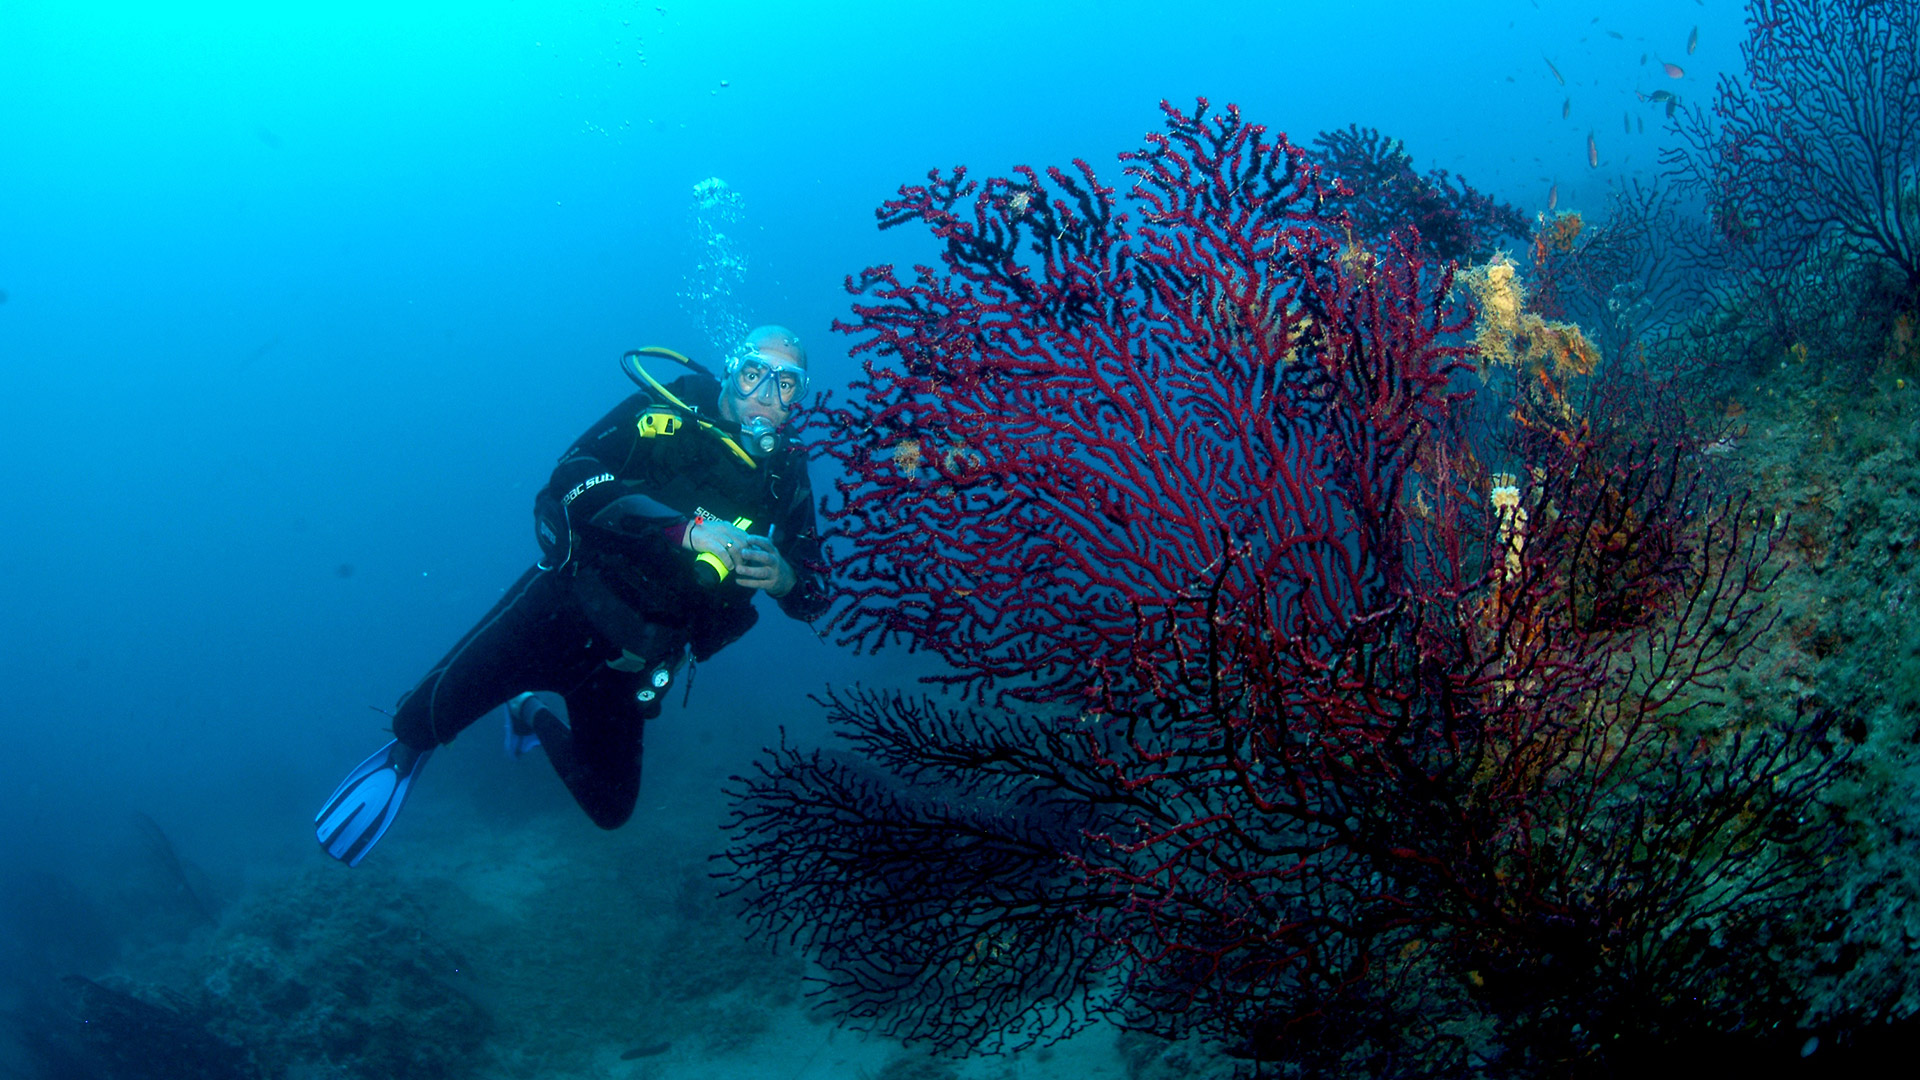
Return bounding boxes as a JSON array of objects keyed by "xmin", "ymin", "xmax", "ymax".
[
  {"xmin": 686, "ymin": 517, "xmax": 752, "ymax": 569},
  {"xmin": 732, "ymin": 536, "xmax": 796, "ymax": 597}
]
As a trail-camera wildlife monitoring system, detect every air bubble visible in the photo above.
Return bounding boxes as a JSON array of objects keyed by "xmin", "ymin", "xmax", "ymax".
[{"xmin": 680, "ymin": 178, "xmax": 750, "ymax": 356}]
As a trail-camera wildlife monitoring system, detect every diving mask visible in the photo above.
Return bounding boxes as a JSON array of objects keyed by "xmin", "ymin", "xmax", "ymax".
[{"xmin": 725, "ymin": 350, "xmax": 809, "ymax": 408}]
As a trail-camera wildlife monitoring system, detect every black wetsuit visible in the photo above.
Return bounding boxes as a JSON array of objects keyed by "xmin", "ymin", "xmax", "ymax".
[{"xmin": 389, "ymin": 370, "xmax": 828, "ymax": 828}]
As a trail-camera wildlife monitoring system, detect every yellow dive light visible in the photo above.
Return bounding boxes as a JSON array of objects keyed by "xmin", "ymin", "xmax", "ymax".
[{"xmin": 693, "ymin": 513, "xmax": 753, "ymax": 587}]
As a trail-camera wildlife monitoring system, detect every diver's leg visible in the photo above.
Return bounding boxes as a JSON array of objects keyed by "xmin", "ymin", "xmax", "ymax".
[
  {"xmin": 390, "ymin": 566, "xmax": 595, "ymax": 750},
  {"xmin": 320, "ymin": 565, "xmax": 598, "ymax": 864},
  {"xmin": 533, "ymin": 663, "xmax": 668, "ymax": 830}
]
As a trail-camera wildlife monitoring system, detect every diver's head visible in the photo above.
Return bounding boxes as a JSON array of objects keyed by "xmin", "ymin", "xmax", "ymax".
[{"xmin": 719, "ymin": 324, "xmax": 809, "ymax": 454}]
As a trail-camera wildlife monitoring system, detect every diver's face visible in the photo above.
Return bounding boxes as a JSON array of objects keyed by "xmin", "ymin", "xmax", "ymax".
[{"xmin": 718, "ymin": 358, "xmax": 803, "ymax": 430}]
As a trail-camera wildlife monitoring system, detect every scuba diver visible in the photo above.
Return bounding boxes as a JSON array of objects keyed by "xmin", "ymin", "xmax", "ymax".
[{"xmin": 315, "ymin": 325, "xmax": 829, "ymax": 865}]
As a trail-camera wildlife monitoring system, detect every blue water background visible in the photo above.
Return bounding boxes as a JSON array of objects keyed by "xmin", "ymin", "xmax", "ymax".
[{"xmin": 0, "ymin": 0, "xmax": 1728, "ymax": 919}]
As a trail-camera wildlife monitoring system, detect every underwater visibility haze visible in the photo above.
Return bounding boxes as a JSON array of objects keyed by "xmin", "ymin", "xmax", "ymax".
[{"xmin": 6, "ymin": 0, "xmax": 1920, "ymax": 1077}]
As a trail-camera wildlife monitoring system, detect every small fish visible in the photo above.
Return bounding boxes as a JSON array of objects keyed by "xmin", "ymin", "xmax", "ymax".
[
  {"xmin": 1548, "ymin": 183, "xmax": 1559, "ymax": 209},
  {"xmin": 1625, "ymin": 112, "xmax": 1632, "ymax": 134},
  {"xmin": 1545, "ymin": 57, "xmax": 1566, "ymax": 84},
  {"xmin": 1638, "ymin": 116, "xmax": 1645, "ymax": 134},
  {"xmin": 1607, "ymin": 29, "xmax": 1623, "ymax": 39},
  {"xmin": 1663, "ymin": 61, "xmax": 1685, "ymax": 78},
  {"xmin": 1667, "ymin": 98, "xmax": 1678, "ymax": 119},
  {"xmin": 1688, "ymin": 26, "xmax": 1699, "ymax": 53},
  {"xmin": 1563, "ymin": 97, "xmax": 1572, "ymax": 118},
  {"xmin": 620, "ymin": 1042, "xmax": 673, "ymax": 1061},
  {"xmin": 1588, "ymin": 131, "xmax": 1599, "ymax": 168},
  {"xmin": 1649, "ymin": 90, "xmax": 1674, "ymax": 103},
  {"xmin": 1640, "ymin": 52, "xmax": 1649, "ymax": 64}
]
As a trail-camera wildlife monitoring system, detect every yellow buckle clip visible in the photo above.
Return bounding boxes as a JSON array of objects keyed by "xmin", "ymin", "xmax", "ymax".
[{"xmin": 637, "ymin": 410, "xmax": 682, "ymax": 438}]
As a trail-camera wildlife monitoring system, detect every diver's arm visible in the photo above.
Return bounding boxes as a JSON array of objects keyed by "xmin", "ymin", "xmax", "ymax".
[
  {"xmin": 535, "ymin": 392, "xmax": 686, "ymax": 563},
  {"xmin": 540, "ymin": 394, "xmax": 650, "ymax": 513},
  {"xmin": 589, "ymin": 493, "xmax": 687, "ymax": 537}
]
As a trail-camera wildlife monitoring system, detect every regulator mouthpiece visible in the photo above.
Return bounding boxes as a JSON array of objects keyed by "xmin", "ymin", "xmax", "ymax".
[{"xmin": 741, "ymin": 416, "xmax": 778, "ymax": 456}]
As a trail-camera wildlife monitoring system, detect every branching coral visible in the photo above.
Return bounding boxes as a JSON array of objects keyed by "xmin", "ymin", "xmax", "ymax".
[
  {"xmin": 1668, "ymin": 0, "xmax": 1920, "ymax": 299},
  {"xmin": 1311, "ymin": 124, "xmax": 1531, "ymax": 264},
  {"xmin": 723, "ymin": 100, "xmax": 1847, "ymax": 1076}
]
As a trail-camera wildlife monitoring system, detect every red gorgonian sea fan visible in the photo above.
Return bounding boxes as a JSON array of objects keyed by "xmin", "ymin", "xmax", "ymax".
[
  {"xmin": 724, "ymin": 101, "xmax": 1843, "ymax": 1075},
  {"xmin": 815, "ymin": 98, "xmax": 1468, "ymax": 708}
]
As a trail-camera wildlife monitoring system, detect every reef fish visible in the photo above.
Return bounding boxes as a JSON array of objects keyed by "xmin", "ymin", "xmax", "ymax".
[
  {"xmin": 1663, "ymin": 61, "xmax": 1685, "ymax": 78},
  {"xmin": 1688, "ymin": 26, "xmax": 1699, "ymax": 53},
  {"xmin": 1588, "ymin": 131, "xmax": 1599, "ymax": 167},
  {"xmin": 1624, "ymin": 111, "xmax": 1632, "ymax": 133},
  {"xmin": 1563, "ymin": 96, "xmax": 1572, "ymax": 118},
  {"xmin": 1548, "ymin": 182, "xmax": 1559, "ymax": 209},
  {"xmin": 1545, "ymin": 57, "xmax": 1566, "ymax": 84},
  {"xmin": 1649, "ymin": 90, "xmax": 1675, "ymax": 103}
]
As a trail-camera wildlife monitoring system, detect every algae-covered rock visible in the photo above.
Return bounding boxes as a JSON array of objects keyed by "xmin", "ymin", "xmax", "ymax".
[
  {"xmin": 84, "ymin": 809, "xmax": 815, "ymax": 1080},
  {"xmin": 1729, "ymin": 340, "xmax": 1920, "ymax": 1034},
  {"xmin": 190, "ymin": 867, "xmax": 491, "ymax": 1080}
]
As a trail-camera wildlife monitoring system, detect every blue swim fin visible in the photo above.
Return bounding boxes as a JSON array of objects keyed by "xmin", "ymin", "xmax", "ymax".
[{"xmin": 315, "ymin": 739, "xmax": 432, "ymax": 866}]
